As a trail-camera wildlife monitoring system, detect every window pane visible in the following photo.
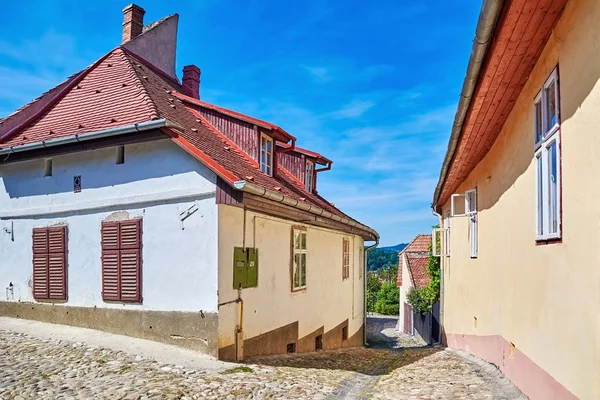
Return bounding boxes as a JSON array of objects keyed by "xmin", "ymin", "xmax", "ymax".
[
  {"xmin": 300, "ymin": 254, "xmax": 306, "ymax": 286},
  {"xmin": 545, "ymin": 80, "xmax": 557, "ymax": 130},
  {"xmin": 301, "ymin": 232, "xmax": 306, "ymax": 249},
  {"xmin": 294, "ymin": 231, "xmax": 301, "ymax": 249},
  {"xmin": 536, "ymin": 154, "xmax": 544, "ymax": 236},
  {"xmin": 266, "ymin": 140, "xmax": 271, "ymax": 152},
  {"xmin": 293, "ymin": 254, "xmax": 300, "ymax": 288},
  {"xmin": 547, "ymin": 141, "xmax": 558, "ymax": 234},
  {"xmin": 534, "ymin": 100, "xmax": 543, "ymax": 143}
]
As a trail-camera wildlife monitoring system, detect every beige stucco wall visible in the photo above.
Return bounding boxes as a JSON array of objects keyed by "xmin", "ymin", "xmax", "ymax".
[
  {"xmin": 441, "ymin": 0, "xmax": 600, "ymax": 398},
  {"xmin": 217, "ymin": 204, "xmax": 364, "ymax": 354}
]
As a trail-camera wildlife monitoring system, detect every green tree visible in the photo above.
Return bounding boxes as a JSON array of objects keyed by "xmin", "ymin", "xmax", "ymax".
[
  {"xmin": 367, "ymin": 248, "xmax": 399, "ymax": 271},
  {"xmin": 374, "ymin": 282, "xmax": 400, "ymax": 315},
  {"xmin": 406, "ymin": 226, "xmax": 441, "ymax": 313},
  {"xmin": 366, "ymin": 273, "xmax": 382, "ymax": 312}
]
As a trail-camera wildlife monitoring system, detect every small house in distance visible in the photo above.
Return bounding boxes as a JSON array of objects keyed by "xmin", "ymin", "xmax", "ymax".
[{"xmin": 396, "ymin": 234, "xmax": 431, "ymax": 335}]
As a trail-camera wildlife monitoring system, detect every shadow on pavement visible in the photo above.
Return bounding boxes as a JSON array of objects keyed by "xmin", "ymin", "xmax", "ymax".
[{"xmin": 246, "ymin": 347, "xmax": 441, "ymax": 376}]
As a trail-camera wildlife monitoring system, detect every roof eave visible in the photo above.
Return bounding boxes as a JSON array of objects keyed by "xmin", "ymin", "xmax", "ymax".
[
  {"xmin": 234, "ymin": 179, "xmax": 379, "ymax": 241},
  {"xmin": 432, "ymin": 0, "xmax": 504, "ymax": 211}
]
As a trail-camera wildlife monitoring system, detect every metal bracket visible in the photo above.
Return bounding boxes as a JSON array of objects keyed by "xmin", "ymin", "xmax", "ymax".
[
  {"xmin": 178, "ymin": 203, "xmax": 199, "ymax": 230},
  {"xmin": 3, "ymin": 221, "xmax": 13, "ymax": 241}
]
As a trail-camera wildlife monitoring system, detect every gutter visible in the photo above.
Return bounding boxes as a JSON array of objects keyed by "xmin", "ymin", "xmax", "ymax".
[
  {"xmin": 0, "ymin": 119, "xmax": 183, "ymax": 156},
  {"xmin": 233, "ymin": 180, "xmax": 379, "ymax": 241},
  {"xmin": 363, "ymin": 238, "xmax": 379, "ymax": 346},
  {"xmin": 432, "ymin": 0, "xmax": 504, "ymax": 211}
]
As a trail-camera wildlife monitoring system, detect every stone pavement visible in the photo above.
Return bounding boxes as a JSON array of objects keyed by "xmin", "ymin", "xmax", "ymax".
[{"xmin": 0, "ymin": 317, "xmax": 526, "ymax": 399}]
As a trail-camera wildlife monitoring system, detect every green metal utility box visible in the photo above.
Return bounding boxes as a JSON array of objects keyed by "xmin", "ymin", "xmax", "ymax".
[{"xmin": 233, "ymin": 247, "xmax": 259, "ymax": 289}]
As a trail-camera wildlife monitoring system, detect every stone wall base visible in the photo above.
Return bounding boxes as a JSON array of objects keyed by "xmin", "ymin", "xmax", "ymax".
[{"xmin": 0, "ymin": 301, "xmax": 218, "ymax": 357}]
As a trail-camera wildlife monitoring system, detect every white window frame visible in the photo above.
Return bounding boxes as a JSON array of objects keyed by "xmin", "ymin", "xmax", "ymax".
[
  {"xmin": 305, "ymin": 160, "xmax": 315, "ymax": 192},
  {"xmin": 444, "ymin": 211, "xmax": 451, "ymax": 256},
  {"xmin": 292, "ymin": 228, "xmax": 307, "ymax": 290},
  {"xmin": 260, "ymin": 133, "xmax": 274, "ymax": 176},
  {"xmin": 468, "ymin": 188, "xmax": 478, "ymax": 258},
  {"xmin": 534, "ymin": 68, "xmax": 561, "ymax": 241},
  {"xmin": 432, "ymin": 228, "xmax": 443, "ymax": 257}
]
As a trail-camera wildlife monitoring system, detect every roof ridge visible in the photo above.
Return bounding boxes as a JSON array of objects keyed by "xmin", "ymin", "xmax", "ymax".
[
  {"xmin": 0, "ymin": 48, "xmax": 119, "ymax": 144},
  {"xmin": 118, "ymin": 49, "xmax": 161, "ymax": 121}
]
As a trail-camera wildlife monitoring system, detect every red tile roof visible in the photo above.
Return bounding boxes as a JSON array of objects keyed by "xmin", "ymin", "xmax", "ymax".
[
  {"xmin": 401, "ymin": 234, "xmax": 431, "ymax": 255},
  {"xmin": 0, "ymin": 46, "xmax": 376, "ymax": 240},
  {"xmin": 406, "ymin": 255, "xmax": 430, "ymax": 289},
  {"xmin": 397, "ymin": 233, "xmax": 431, "ymax": 286}
]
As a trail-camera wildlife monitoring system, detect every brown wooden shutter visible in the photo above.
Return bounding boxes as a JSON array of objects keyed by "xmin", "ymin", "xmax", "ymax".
[
  {"xmin": 32, "ymin": 228, "xmax": 49, "ymax": 300},
  {"xmin": 101, "ymin": 220, "xmax": 142, "ymax": 302},
  {"xmin": 48, "ymin": 226, "xmax": 67, "ymax": 300},
  {"xmin": 32, "ymin": 226, "xmax": 67, "ymax": 301},
  {"xmin": 120, "ymin": 249, "xmax": 141, "ymax": 302},
  {"xmin": 101, "ymin": 221, "xmax": 121, "ymax": 301}
]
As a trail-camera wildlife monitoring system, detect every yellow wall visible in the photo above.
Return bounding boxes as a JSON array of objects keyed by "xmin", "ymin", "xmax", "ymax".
[
  {"xmin": 441, "ymin": 0, "xmax": 600, "ymax": 398},
  {"xmin": 217, "ymin": 204, "xmax": 364, "ymax": 350}
]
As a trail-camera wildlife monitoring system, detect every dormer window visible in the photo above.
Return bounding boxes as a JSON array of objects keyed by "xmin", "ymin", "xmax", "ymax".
[
  {"xmin": 260, "ymin": 133, "xmax": 273, "ymax": 176},
  {"xmin": 305, "ymin": 160, "xmax": 314, "ymax": 192}
]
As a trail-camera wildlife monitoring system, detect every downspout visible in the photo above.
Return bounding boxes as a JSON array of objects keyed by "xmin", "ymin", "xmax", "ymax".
[
  {"xmin": 363, "ymin": 238, "xmax": 379, "ymax": 346},
  {"xmin": 314, "ymin": 161, "xmax": 332, "ymax": 193},
  {"xmin": 432, "ymin": 0, "xmax": 503, "ymax": 211},
  {"xmin": 432, "ymin": 208, "xmax": 444, "ymax": 345}
]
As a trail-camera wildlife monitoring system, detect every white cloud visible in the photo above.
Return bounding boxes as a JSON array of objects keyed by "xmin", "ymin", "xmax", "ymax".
[{"xmin": 329, "ymin": 99, "xmax": 375, "ymax": 119}]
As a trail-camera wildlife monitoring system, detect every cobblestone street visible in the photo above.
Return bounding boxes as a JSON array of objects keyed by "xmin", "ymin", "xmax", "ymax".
[{"xmin": 0, "ymin": 317, "xmax": 525, "ymax": 399}]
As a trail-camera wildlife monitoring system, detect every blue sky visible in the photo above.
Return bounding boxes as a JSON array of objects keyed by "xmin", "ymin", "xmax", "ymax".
[{"xmin": 0, "ymin": 1, "xmax": 480, "ymax": 246}]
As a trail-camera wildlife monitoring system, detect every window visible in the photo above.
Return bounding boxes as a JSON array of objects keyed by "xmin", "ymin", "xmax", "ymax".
[
  {"xmin": 116, "ymin": 146, "xmax": 125, "ymax": 165},
  {"xmin": 444, "ymin": 211, "xmax": 451, "ymax": 256},
  {"xmin": 292, "ymin": 228, "xmax": 307, "ymax": 290},
  {"xmin": 260, "ymin": 133, "xmax": 274, "ymax": 176},
  {"xmin": 534, "ymin": 68, "xmax": 561, "ymax": 240},
  {"xmin": 101, "ymin": 219, "xmax": 142, "ymax": 302},
  {"xmin": 342, "ymin": 238, "xmax": 350, "ymax": 280},
  {"xmin": 32, "ymin": 226, "xmax": 68, "ymax": 301},
  {"xmin": 467, "ymin": 189, "xmax": 478, "ymax": 258},
  {"xmin": 305, "ymin": 160, "xmax": 315, "ymax": 192},
  {"xmin": 44, "ymin": 159, "xmax": 52, "ymax": 177}
]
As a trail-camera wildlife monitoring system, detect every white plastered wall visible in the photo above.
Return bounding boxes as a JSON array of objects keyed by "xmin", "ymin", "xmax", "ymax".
[{"xmin": 0, "ymin": 139, "xmax": 218, "ymax": 312}]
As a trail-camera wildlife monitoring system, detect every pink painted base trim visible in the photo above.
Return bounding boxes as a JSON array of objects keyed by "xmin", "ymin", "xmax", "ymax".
[{"xmin": 445, "ymin": 333, "xmax": 578, "ymax": 400}]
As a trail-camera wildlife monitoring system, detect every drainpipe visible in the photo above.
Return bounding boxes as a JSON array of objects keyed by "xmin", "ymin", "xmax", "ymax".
[
  {"xmin": 314, "ymin": 161, "xmax": 332, "ymax": 193},
  {"xmin": 363, "ymin": 238, "xmax": 379, "ymax": 346},
  {"xmin": 432, "ymin": 208, "xmax": 444, "ymax": 345},
  {"xmin": 217, "ymin": 287, "xmax": 245, "ymax": 361}
]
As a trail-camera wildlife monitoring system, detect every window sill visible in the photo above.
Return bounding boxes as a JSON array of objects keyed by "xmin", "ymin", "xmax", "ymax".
[
  {"xmin": 536, "ymin": 237, "xmax": 562, "ymax": 246},
  {"xmin": 291, "ymin": 287, "xmax": 307, "ymax": 293}
]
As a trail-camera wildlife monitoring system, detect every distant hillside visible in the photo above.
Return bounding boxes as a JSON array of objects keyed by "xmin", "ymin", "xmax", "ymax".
[
  {"xmin": 367, "ymin": 244, "xmax": 406, "ymax": 271},
  {"xmin": 380, "ymin": 243, "xmax": 408, "ymax": 253}
]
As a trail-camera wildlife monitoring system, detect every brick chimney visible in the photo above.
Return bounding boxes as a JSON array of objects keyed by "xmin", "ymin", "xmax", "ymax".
[
  {"xmin": 122, "ymin": 4, "xmax": 145, "ymax": 44},
  {"xmin": 182, "ymin": 65, "xmax": 201, "ymax": 99}
]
